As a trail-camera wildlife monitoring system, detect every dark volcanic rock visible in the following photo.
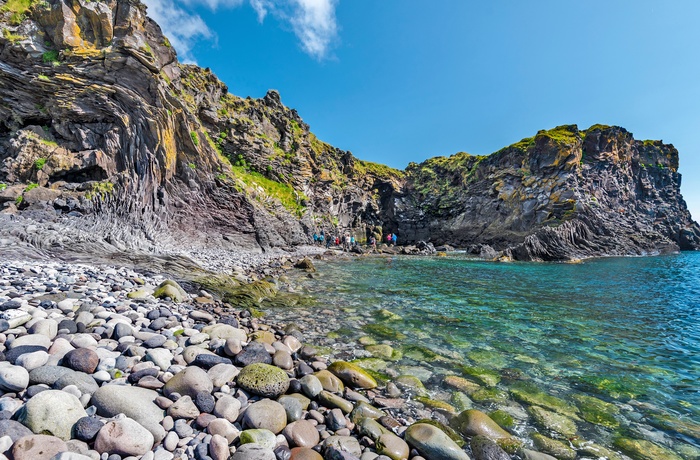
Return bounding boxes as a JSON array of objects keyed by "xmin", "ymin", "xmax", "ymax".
[{"xmin": 0, "ymin": 0, "xmax": 695, "ymax": 265}]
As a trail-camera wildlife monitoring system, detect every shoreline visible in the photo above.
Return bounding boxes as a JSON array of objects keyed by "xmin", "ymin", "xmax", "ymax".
[{"xmin": 0, "ymin": 255, "xmax": 697, "ymax": 460}]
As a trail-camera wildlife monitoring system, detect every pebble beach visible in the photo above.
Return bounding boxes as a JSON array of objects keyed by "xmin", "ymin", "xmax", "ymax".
[
  {"xmin": 0, "ymin": 258, "xmax": 487, "ymax": 460},
  {"xmin": 2, "ymin": 255, "xmax": 683, "ymax": 460}
]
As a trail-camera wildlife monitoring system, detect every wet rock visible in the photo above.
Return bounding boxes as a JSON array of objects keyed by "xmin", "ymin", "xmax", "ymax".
[
  {"xmin": 404, "ymin": 423, "xmax": 470, "ymax": 460},
  {"xmin": 531, "ymin": 433, "xmax": 576, "ymax": 460},
  {"xmin": 613, "ymin": 437, "xmax": 682, "ymax": 460},
  {"xmin": 470, "ymin": 435, "xmax": 510, "ymax": 460},
  {"xmin": 327, "ymin": 361, "xmax": 377, "ymax": 389},
  {"xmin": 376, "ymin": 432, "xmax": 410, "ymax": 460},
  {"xmin": 528, "ymin": 406, "xmax": 577, "ymax": 438},
  {"xmin": 74, "ymin": 416, "xmax": 103, "ymax": 442}
]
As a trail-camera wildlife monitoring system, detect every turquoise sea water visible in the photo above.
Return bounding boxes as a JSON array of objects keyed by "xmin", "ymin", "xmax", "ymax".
[{"xmin": 273, "ymin": 252, "xmax": 700, "ymax": 457}]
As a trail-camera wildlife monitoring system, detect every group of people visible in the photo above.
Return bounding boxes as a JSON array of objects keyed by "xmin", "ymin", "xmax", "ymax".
[
  {"xmin": 312, "ymin": 230, "xmax": 397, "ymax": 251},
  {"xmin": 312, "ymin": 231, "xmax": 358, "ymax": 251}
]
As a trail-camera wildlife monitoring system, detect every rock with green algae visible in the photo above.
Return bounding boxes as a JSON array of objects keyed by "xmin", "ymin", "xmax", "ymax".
[
  {"xmin": 394, "ymin": 375, "xmax": 428, "ymax": 396},
  {"xmin": 415, "ymin": 396, "xmax": 457, "ymax": 414},
  {"xmin": 531, "ymin": 433, "xmax": 576, "ymax": 460},
  {"xmin": 489, "ymin": 410, "xmax": 515, "ymax": 430},
  {"xmin": 459, "ymin": 365, "xmax": 501, "ymax": 387},
  {"xmin": 314, "ymin": 369, "xmax": 344, "ymax": 393},
  {"xmin": 239, "ymin": 429, "xmax": 276, "ymax": 449},
  {"xmin": 350, "ymin": 401, "xmax": 386, "ymax": 424},
  {"xmin": 451, "ymin": 409, "xmax": 519, "ymax": 448},
  {"xmin": 404, "ymin": 423, "xmax": 470, "ymax": 460},
  {"xmin": 236, "ymin": 363, "xmax": 290, "ymax": 398},
  {"xmin": 414, "ymin": 419, "xmax": 465, "ymax": 447},
  {"xmin": 127, "ymin": 288, "xmax": 151, "ymax": 299},
  {"xmin": 358, "ymin": 336, "xmax": 377, "ymax": 346},
  {"xmin": 528, "ymin": 406, "xmax": 577, "ymax": 438},
  {"xmin": 571, "ymin": 439, "xmax": 622, "ymax": 460},
  {"xmin": 646, "ymin": 412, "xmax": 700, "ymax": 442},
  {"xmin": 328, "ymin": 361, "xmax": 378, "ymax": 389},
  {"xmin": 317, "ymin": 390, "xmax": 354, "ymax": 413},
  {"xmin": 249, "ymin": 330, "xmax": 275, "ymax": 344},
  {"xmin": 443, "ymin": 375, "xmax": 482, "ymax": 395},
  {"xmin": 356, "ymin": 417, "xmax": 388, "ymax": 441},
  {"xmin": 613, "ymin": 437, "xmax": 683, "ymax": 460},
  {"xmin": 509, "ymin": 382, "xmax": 579, "ymax": 419},
  {"xmin": 365, "ymin": 344, "xmax": 402, "ymax": 361},
  {"xmin": 451, "ymin": 392, "xmax": 473, "ymax": 412},
  {"xmin": 572, "ymin": 394, "xmax": 620, "ymax": 428},
  {"xmin": 362, "ymin": 323, "xmax": 407, "ymax": 340},
  {"xmin": 374, "ymin": 308, "xmax": 402, "ymax": 321},
  {"xmin": 153, "ymin": 280, "xmax": 187, "ymax": 302},
  {"xmin": 402, "ymin": 344, "xmax": 440, "ymax": 361},
  {"xmin": 471, "ymin": 387, "xmax": 508, "ymax": 404},
  {"xmin": 350, "ymin": 357, "xmax": 388, "ymax": 372}
]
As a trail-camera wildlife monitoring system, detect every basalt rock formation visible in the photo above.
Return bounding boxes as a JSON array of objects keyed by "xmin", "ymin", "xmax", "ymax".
[
  {"xmin": 0, "ymin": 0, "xmax": 698, "ymax": 264},
  {"xmin": 398, "ymin": 125, "xmax": 700, "ymax": 260}
]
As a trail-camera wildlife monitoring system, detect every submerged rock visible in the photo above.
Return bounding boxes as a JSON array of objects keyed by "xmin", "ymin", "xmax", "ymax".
[{"xmin": 404, "ymin": 423, "xmax": 470, "ymax": 460}]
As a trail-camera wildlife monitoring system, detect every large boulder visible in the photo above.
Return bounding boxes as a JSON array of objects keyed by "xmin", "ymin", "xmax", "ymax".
[
  {"xmin": 16, "ymin": 390, "xmax": 87, "ymax": 440},
  {"xmin": 90, "ymin": 385, "xmax": 165, "ymax": 442}
]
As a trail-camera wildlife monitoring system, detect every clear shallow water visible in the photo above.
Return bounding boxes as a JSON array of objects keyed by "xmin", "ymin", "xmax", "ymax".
[{"xmin": 274, "ymin": 252, "xmax": 700, "ymax": 456}]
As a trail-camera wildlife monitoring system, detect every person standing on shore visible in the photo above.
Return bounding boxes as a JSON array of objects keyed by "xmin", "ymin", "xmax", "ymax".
[
  {"xmin": 370, "ymin": 236, "xmax": 377, "ymax": 252},
  {"xmin": 387, "ymin": 233, "xmax": 392, "ymax": 245},
  {"xmin": 392, "ymin": 233, "xmax": 397, "ymax": 246}
]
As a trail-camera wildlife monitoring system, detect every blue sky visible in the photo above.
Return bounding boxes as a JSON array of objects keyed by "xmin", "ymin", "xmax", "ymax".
[{"xmin": 143, "ymin": 0, "xmax": 700, "ymax": 221}]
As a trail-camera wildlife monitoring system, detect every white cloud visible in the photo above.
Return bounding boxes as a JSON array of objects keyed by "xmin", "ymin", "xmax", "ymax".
[
  {"xmin": 142, "ymin": 0, "xmax": 339, "ymax": 62},
  {"xmin": 288, "ymin": 0, "xmax": 338, "ymax": 59},
  {"xmin": 249, "ymin": 0, "xmax": 273, "ymax": 22},
  {"xmin": 142, "ymin": 0, "xmax": 213, "ymax": 64}
]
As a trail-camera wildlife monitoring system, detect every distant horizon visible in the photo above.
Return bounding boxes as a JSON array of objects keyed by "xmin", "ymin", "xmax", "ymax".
[{"xmin": 144, "ymin": 0, "xmax": 700, "ymax": 222}]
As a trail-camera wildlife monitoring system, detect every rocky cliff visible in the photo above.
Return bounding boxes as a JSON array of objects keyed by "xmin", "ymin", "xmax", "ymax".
[
  {"xmin": 0, "ymin": 0, "xmax": 698, "ymax": 264},
  {"xmin": 397, "ymin": 125, "xmax": 700, "ymax": 260}
]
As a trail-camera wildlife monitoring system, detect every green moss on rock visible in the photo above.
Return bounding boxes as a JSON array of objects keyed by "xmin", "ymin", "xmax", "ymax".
[
  {"xmin": 531, "ymin": 433, "xmax": 576, "ymax": 460},
  {"xmin": 572, "ymin": 394, "xmax": 620, "ymax": 429},
  {"xmin": 328, "ymin": 361, "xmax": 378, "ymax": 389},
  {"xmin": 415, "ymin": 397, "xmax": 457, "ymax": 414},
  {"xmin": 488, "ymin": 410, "xmax": 514, "ymax": 429},
  {"xmin": 459, "ymin": 365, "xmax": 501, "ymax": 387},
  {"xmin": 153, "ymin": 280, "xmax": 187, "ymax": 302},
  {"xmin": 237, "ymin": 363, "xmax": 290, "ymax": 398},
  {"xmin": 509, "ymin": 382, "xmax": 578, "ymax": 419},
  {"xmin": 613, "ymin": 437, "xmax": 682, "ymax": 460},
  {"xmin": 362, "ymin": 323, "xmax": 407, "ymax": 340},
  {"xmin": 414, "ymin": 419, "xmax": 465, "ymax": 447}
]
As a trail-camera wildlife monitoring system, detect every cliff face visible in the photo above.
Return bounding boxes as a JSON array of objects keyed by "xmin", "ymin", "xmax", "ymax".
[
  {"xmin": 395, "ymin": 125, "xmax": 700, "ymax": 260},
  {"xmin": 0, "ymin": 0, "xmax": 697, "ymax": 263}
]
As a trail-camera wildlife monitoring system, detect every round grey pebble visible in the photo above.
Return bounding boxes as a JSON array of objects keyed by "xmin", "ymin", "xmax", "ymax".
[
  {"xmin": 195, "ymin": 392, "xmax": 215, "ymax": 413},
  {"xmin": 74, "ymin": 416, "xmax": 103, "ymax": 442}
]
